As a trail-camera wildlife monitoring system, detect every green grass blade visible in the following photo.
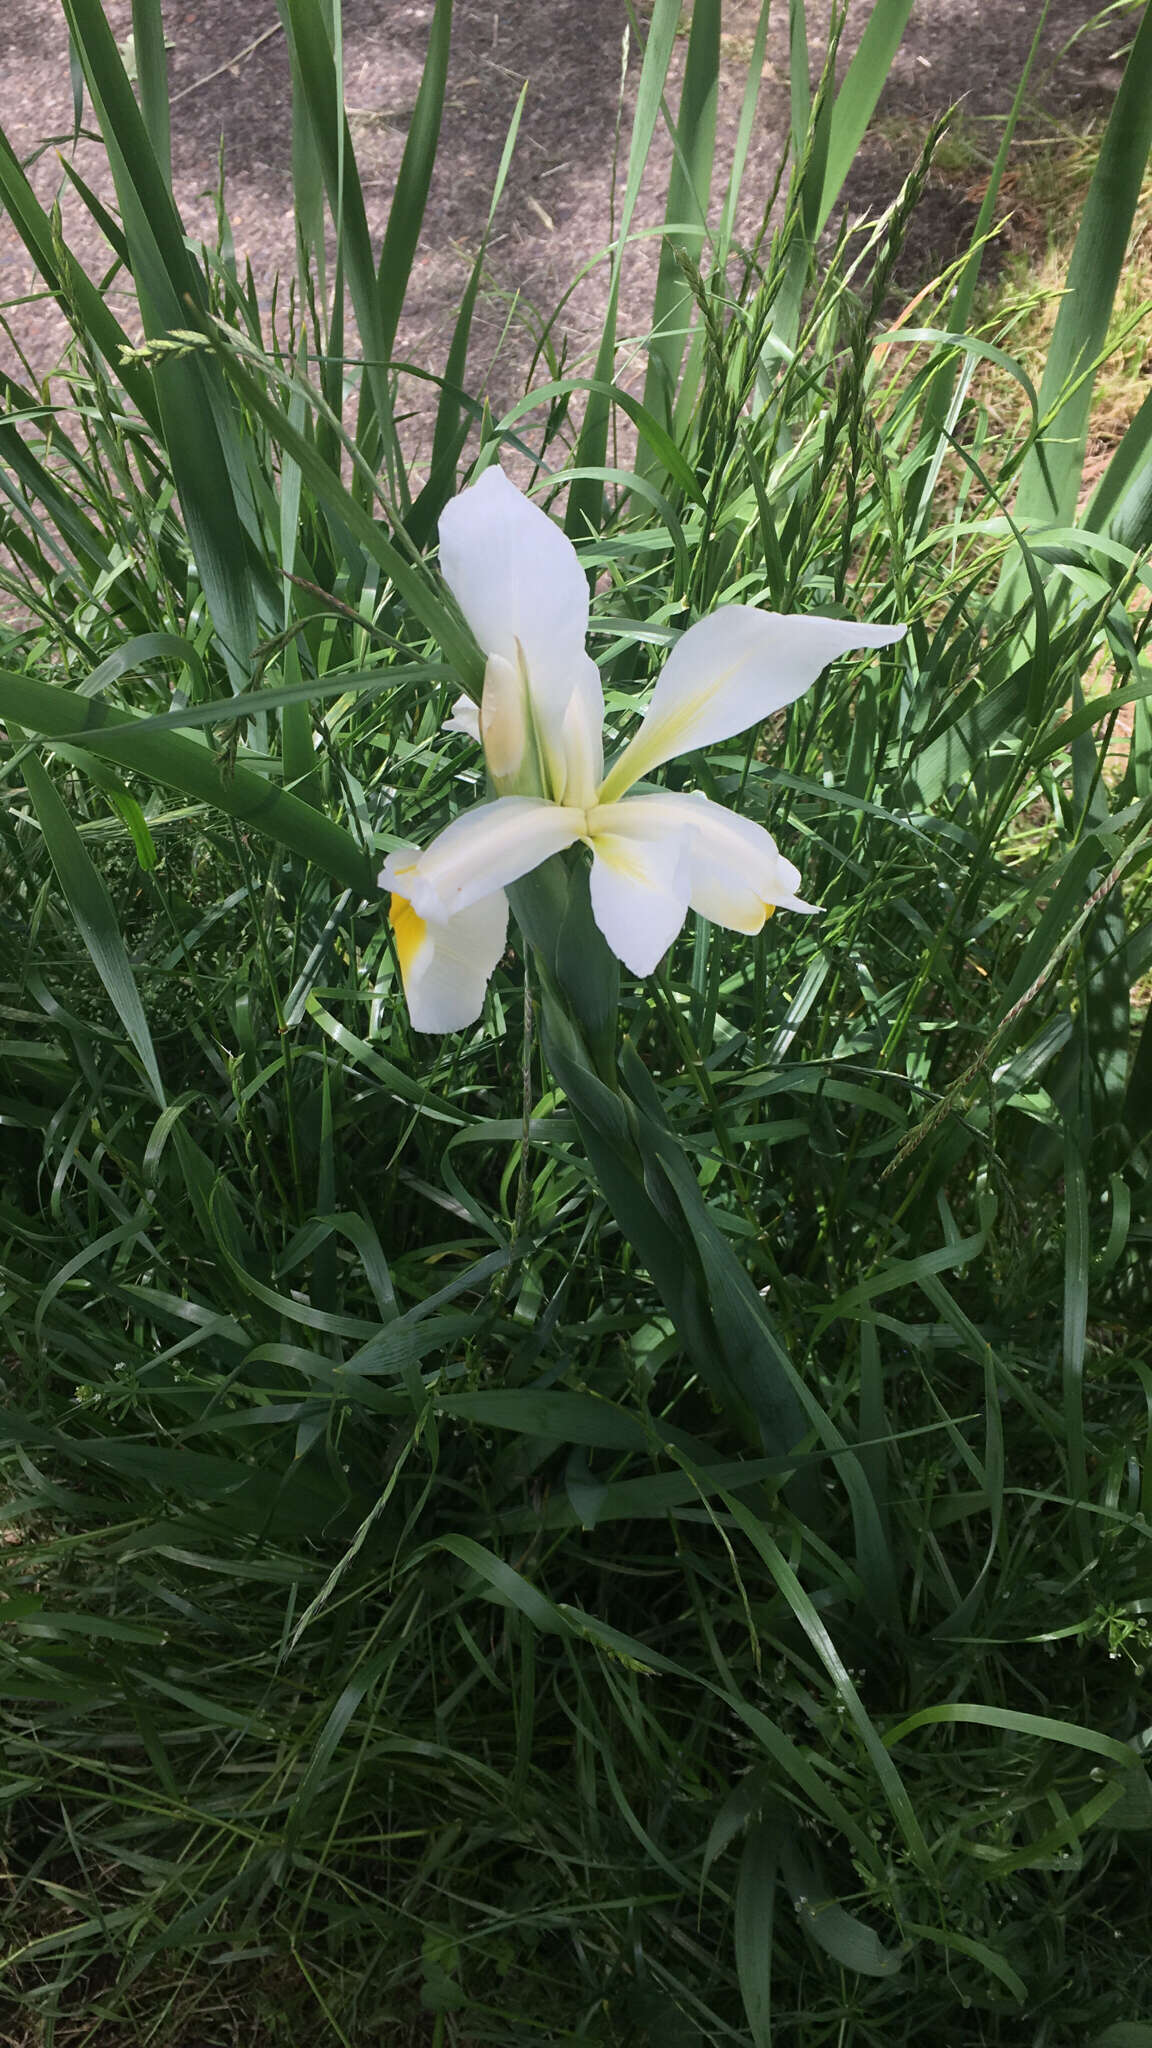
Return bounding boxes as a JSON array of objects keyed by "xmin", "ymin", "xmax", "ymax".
[
  {"xmin": 16, "ymin": 737, "xmax": 165, "ymax": 1105},
  {"xmin": 0, "ymin": 668, "xmax": 375, "ymax": 893},
  {"xmin": 1063, "ymin": 1127, "xmax": 1090, "ymax": 1549},
  {"xmin": 130, "ymin": 0, "xmax": 172, "ymax": 189},
  {"xmin": 714, "ymin": 0, "xmax": 772, "ymax": 271},
  {"xmin": 1013, "ymin": 2, "xmax": 1152, "ymax": 530},
  {"xmin": 734, "ymin": 1820, "xmax": 778, "ymax": 2046},
  {"xmin": 277, "ymin": 0, "xmax": 397, "ymax": 458},
  {"xmin": 0, "ymin": 128, "xmax": 158, "ymax": 426},
  {"xmin": 423, "ymin": 84, "xmax": 526, "ymax": 527},
  {"xmin": 907, "ymin": 2, "xmax": 1051, "ymax": 531},
  {"xmin": 374, "ymin": 0, "xmax": 451, "ymax": 365},
  {"xmin": 1083, "ymin": 383, "xmax": 1152, "ymax": 551},
  {"xmin": 883, "ymin": 1703, "xmax": 1140, "ymax": 1772},
  {"xmin": 566, "ymin": 0, "xmax": 683, "ymax": 540},
  {"xmin": 640, "ymin": 0, "xmax": 720, "ymax": 439},
  {"xmin": 60, "ymin": 0, "xmax": 264, "ymax": 689},
  {"xmin": 201, "ymin": 330, "xmax": 481, "ymax": 688},
  {"xmin": 721, "ymin": 1489, "xmax": 930, "ymax": 1869},
  {"xmin": 815, "ymin": 0, "xmax": 916, "ymax": 233}
]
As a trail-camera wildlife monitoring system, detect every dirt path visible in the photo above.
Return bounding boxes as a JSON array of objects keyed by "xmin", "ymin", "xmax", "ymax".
[{"xmin": 0, "ymin": 0, "xmax": 1131, "ymax": 461}]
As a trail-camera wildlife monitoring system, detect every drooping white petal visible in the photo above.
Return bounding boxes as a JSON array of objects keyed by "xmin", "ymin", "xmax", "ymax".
[
  {"xmin": 599, "ymin": 606, "xmax": 906, "ymax": 801},
  {"xmin": 438, "ymin": 466, "xmax": 603, "ymax": 801},
  {"xmin": 442, "ymin": 693, "xmax": 481, "ymax": 742},
  {"xmin": 379, "ymin": 796, "xmax": 584, "ymax": 921},
  {"xmin": 585, "ymin": 803, "xmax": 694, "ymax": 976},
  {"xmin": 389, "ymin": 887, "xmax": 509, "ymax": 1033},
  {"xmin": 593, "ymin": 791, "xmax": 819, "ymax": 939}
]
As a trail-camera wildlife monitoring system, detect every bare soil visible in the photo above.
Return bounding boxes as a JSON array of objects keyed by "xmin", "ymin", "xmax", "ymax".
[{"xmin": 0, "ymin": 0, "xmax": 1133, "ymax": 457}]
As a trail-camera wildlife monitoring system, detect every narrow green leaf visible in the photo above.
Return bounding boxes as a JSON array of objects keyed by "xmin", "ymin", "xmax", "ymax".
[
  {"xmin": 375, "ymin": 0, "xmax": 451, "ymax": 364},
  {"xmin": 203, "ymin": 332, "xmax": 482, "ymax": 690},
  {"xmin": 815, "ymin": 0, "xmax": 916, "ymax": 232},
  {"xmin": 883, "ymin": 1702, "xmax": 1140, "ymax": 1770},
  {"xmin": 0, "ymin": 667, "xmax": 374, "ymax": 894},
  {"xmin": 780, "ymin": 1834, "xmax": 903, "ymax": 1977},
  {"xmin": 130, "ymin": 0, "xmax": 172, "ymax": 188},
  {"xmin": 566, "ymin": 0, "xmax": 683, "ymax": 539},
  {"xmin": 735, "ymin": 1820, "xmax": 778, "ymax": 2045},
  {"xmin": 1085, "ymin": 383, "xmax": 1152, "ymax": 555},
  {"xmin": 435, "ymin": 1535, "xmax": 566, "ymax": 1635},
  {"xmin": 0, "ymin": 128, "xmax": 158, "ymax": 425},
  {"xmin": 426, "ymin": 85, "xmax": 525, "ymax": 513},
  {"xmin": 434, "ymin": 1390, "xmax": 647, "ymax": 1451},
  {"xmin": 640, "ymin": 0, "xmax": 719, "ymax": 438},
  {"xmin": 1063, "ymin": 1126, "xmax": 1090, "ymax": 1524},
  {"xmin": 277, "ymin": 0, "xmax": 396, "ymax": 449},
  {"xmin": 1013, "ymin": 4, "xmax": 1152, "ymax": 528},
  {"xmin": 61, "ymin": 0, "xmax": 264, "ymax": 688},
  {"xmin": 721, "ymin": 1489, "xmax": 931, "ymax": 1870},
  {"xmin": 18, "ymin": 739, "xmax": 164, "ymax": 1105},
  {"xmin": 901, "ymin": 1921, "xmax": 1027, "ymax": 2004}
]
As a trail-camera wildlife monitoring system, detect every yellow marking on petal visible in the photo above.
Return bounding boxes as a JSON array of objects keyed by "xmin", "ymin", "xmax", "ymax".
[
  {"xmin": 598, "ymin": 672, "xmax": 744, "ymax": 804},
  {"xmin": 587, "ymin": 833, "xmax": 649, "ymax": 884},
  {"xmin": 763, "ymin": 902, "xmax": 776, "ymax": 920},
  {"xmin": 389, "ymin": 893, "xmax": 426, "ymax": 984}
]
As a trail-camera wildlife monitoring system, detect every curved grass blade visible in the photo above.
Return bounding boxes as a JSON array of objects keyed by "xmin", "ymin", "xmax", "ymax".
[
  {"xmin": 0, "ymin": 668, "xmax": 375, "ymax": 894},
  {"xmin": 1012, "ymin": 2, "xmax": 1152, "ymax": 532},
  {"xmin": 60, "ymin": 0, "xmax": 264, "ymax": 689},
  {"xmin": 130, "ymin": 0, "xmax": 172, "ymax": 190},
  {"xmin": 15, "ymin": 737, "xmax": 165, "ymax": 1106}
]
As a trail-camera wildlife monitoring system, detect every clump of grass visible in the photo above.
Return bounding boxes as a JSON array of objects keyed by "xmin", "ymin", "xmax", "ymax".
[{"xmin": 3, "ymin": 2, "xmax": 1152, "ymax": 2044}]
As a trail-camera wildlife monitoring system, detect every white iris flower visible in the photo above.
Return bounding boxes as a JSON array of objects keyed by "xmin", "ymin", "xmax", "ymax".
[{"xmin": 382, "ymin": 466, "xmax": 904, "ymax": 1032}]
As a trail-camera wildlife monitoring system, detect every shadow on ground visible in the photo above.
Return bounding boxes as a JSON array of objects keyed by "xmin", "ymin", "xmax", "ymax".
[{"xmin": 0, "ymin": 0, "xmax": 1132, "ymax": 452}]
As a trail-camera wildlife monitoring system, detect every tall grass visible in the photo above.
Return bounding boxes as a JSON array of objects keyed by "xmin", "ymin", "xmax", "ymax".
[{"xmin": 3, "ymin": 1, "xmax": 1152, "ymax": 2041}]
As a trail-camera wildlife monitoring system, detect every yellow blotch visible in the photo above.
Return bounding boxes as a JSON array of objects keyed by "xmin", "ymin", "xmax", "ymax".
[
  {"xmin": 389, "ymin": 893, "xmax": 426, "ymax": 982},
  {"xmin": 762, "ymin": 903, "xmax": 776, "ymax": 921}
]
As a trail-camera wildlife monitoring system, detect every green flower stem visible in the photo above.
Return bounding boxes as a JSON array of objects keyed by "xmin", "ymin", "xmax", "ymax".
[{"xmin": 509, "ymin": 856, "xmax": 813, "ymax": 1467}]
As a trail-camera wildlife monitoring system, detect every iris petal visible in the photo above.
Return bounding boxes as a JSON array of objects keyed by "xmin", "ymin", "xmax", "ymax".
[
  {"xmin": 380, "ymin": 797, "xmax": 585, "ymax": 921},
  {"xmin": 438, "ymin": 466, "xmax": 603, "ymax": 801},
  {"xmin": 389, "ymin": 888, "xmax": 509, "ymax": 1033},
  {"xmin": 599, "ymin": 606, "xmax": 905, "ymax": 801},
  {"xmin": 586, "ymin": 808, "xmax": 693, "ymax": 976},
  {"xmin": 590, "ymin": 790, "xmax": 819, "ymax": 946}
]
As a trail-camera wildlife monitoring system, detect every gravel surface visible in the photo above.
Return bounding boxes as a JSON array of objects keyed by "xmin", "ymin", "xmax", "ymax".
[{"xmin": 0, "ymin": 0, "xmax": 1130, "ymax": 455}]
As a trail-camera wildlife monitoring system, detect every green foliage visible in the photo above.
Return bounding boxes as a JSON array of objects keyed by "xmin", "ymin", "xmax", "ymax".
[{"xmin": 2, "ymin": 1, "xmax": 1152, "ymax": 2043}]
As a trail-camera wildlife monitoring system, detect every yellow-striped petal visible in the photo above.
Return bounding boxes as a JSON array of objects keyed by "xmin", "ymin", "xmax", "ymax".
[
  {"xmin": 389, "ymin": 888, "xmax": 508, "ymax": 1032},
  {"xmin": 379, "ymin": 797, "xmax": 584, "ymax": 921},
  {"xmin": 589, "ymin": 790, "xmax": 818, "ymax": 950},
  {"xmin": 598, "ymin": 607, "xmax": 905, "ymax": 802},
  {"xmin": 584, "ymin": 804, "xmax": 693, "ymax": 975}
]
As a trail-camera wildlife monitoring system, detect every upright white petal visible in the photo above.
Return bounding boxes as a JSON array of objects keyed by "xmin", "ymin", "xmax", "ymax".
[
  {"xmin": 380, "ymin": 796, "xmax": 584, "ymax": 921},
  {"xmin": 558, "ymin": 672, "xmax": 604, "ymax": 809},
  {"xmin": 599, "ymin": 606, "xmax": 906, "ymax": 801},
  {"xmin": 438, "ymin": 466, "xmax": 604, "ymax": 799},
  {"xmin": 585, "ymin": 803, "xmax": 694, "ymax": 976},
  {"xmin": 480, "ymin": 653, "xmax": 531, "ymax": 788},
  {"xmin": 548, "ymin": 651, "xmax": 604, "ymax": 806},
  {"xmin": 389, "ymin": 887, "xmax": 509, "ymax": 1033}
]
